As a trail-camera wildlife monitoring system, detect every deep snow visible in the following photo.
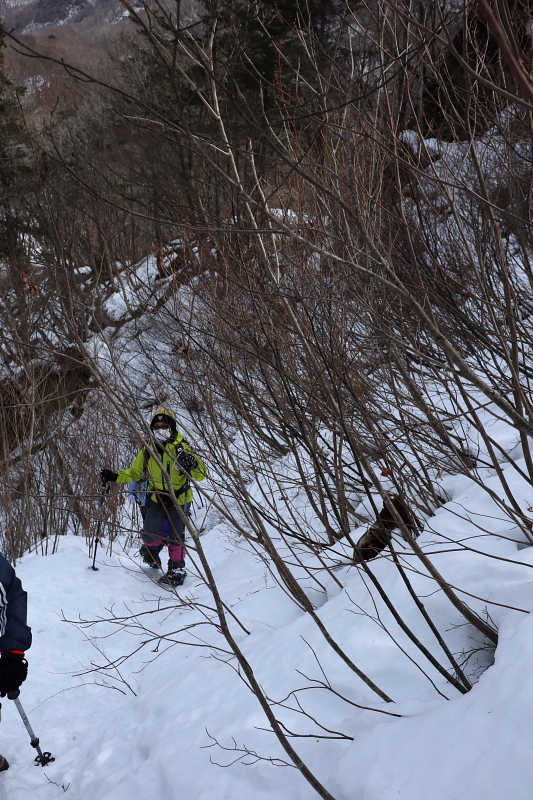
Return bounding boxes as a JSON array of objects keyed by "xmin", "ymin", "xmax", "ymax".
[{"xmin": 2, "ymin": 457, "xmax": 533, "ymax": 799}]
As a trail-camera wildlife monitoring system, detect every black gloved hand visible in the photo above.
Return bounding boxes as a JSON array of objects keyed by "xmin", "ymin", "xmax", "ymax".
[
  {"xmin": 0, "ymin": 652, "xmax": 28, "ymax": 697},
  {"xmin": 176, "ymin": 450, "xmax": 198, "ymax": 473},
  {"xmin": 100, "ymin": 469, "xmax": 118, "ymax": 484}
]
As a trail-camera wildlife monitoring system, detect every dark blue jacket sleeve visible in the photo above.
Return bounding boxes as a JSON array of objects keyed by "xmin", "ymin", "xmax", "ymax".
[{"xmin": 0, "ymin": 554, "xmax": 32, "ymax": 653}]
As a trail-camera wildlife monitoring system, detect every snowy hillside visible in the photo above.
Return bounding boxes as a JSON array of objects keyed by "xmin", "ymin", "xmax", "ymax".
[
  {"xmin": 2, "ymin": 2, "xmax": 533, "ymax": 798},
  {"xmin": 3, "ymin": 436, "xmax": 533, "ymax": 800},
  {"xmin": 1, "ymin": 0, "xmax": 135, "ymax": 32}
]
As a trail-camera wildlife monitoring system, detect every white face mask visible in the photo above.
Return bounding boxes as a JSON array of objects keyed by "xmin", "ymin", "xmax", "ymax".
[{"xmin": 153, "ymin": 427, "xmax": 172, "ymax": 443}]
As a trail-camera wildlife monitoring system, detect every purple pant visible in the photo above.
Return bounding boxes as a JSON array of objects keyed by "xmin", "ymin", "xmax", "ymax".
[
  {"xmin": 147, "ymin": 534, "xmax": 186, "ymax": 563},
  {"xmin": 142, "ymin": 500, "xmax": 189, "ymax": 565}
]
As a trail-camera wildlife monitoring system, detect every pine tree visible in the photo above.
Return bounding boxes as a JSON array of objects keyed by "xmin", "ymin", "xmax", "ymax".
[
  {"xmin": 0, "ymin": 26, "xmax": 28, "ymax": 260},
  {"xmin": 213, "ymin": 0, "xmax": 342, "ymax": 113}
]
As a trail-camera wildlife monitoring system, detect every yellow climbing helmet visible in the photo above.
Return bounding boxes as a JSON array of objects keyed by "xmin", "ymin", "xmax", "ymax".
[{"xmin": 151, "ymin": 407, "xmax": 177, "ymax": 431}]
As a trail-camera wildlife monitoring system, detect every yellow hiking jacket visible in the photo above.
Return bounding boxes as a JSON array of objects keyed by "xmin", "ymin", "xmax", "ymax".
[{"xmin": 116, "ymin": 432, "xmax": 207, "ymax": 504}]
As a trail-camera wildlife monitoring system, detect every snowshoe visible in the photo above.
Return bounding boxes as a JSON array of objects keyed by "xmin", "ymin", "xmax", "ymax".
[
  {"xmin": 158, "ymin": 569, "xmax": 186, "ymax": 588},
  {"xmin": 0, "ymin": 755, "xmax": 9, "ymax": 772}
]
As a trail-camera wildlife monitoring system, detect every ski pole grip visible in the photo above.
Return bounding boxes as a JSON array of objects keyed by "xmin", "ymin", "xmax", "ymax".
[{"xmin": 7, "ymin": 690, "xmax": 20, "ymax": 700}]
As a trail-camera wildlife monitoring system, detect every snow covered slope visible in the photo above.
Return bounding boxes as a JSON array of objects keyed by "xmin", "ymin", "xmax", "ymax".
[{"xmin": 3, "ymin": 458, "xmax": 533, "ymax": 800}]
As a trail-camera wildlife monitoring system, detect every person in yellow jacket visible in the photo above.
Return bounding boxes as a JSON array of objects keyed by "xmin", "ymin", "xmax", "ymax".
[{"xmin": 101, "ymin": 408, "xmax": 207, "ymax": 586}]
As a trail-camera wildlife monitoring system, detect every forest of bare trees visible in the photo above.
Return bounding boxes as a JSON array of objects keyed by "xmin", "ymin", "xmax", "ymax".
[{"xmin": 2, "ymin": 2, "xmax": 533, "ymax": 795}]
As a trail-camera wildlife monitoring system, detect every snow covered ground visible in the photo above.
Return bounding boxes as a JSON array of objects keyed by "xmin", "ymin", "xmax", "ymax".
[{"xmin": 2, "ymin": 457, "xmax": 533, "ymax": 799}]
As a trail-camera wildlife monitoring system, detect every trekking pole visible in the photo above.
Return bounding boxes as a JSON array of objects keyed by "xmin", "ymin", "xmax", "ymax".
[
  {"xmin": 91, "ymin": 481, "xmax": 110, "ymax": 572},
  {"xmin": 7, "ymin": 691, "xmax": 54, "ymax": 766}
]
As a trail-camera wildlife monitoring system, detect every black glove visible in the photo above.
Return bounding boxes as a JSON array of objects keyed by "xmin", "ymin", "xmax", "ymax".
[
  {"xmin": 100, "ymin": 469, "xmax": 118, "ymax": 484},
  {"xmin": 176, "ymin": 449, "xmax": 198, "ymax": 473},
  {"xmin": 0, "ymin": 652, "xmax": 28, "ymax": 697}
]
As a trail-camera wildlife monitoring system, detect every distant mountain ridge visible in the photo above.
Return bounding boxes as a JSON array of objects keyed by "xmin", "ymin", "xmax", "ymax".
[{"xmin": 1, "ymin": 0, "xmax": 130, "ymax": 33}]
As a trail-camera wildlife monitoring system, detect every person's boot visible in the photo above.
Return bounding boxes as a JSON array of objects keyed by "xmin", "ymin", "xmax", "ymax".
[
  {"xmin": 0, "ymin": 754, "xmax": 9, "ymax": 772},
  {"xmin": 158, "ymin": 559, "xmax": 186, "ymax": 587},
  {"xmin": 139, "ymin": 544, "xmax": 162, "ymax": 569}
]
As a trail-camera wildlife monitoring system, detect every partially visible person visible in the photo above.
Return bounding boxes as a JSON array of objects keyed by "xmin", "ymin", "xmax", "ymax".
[
  {"xmin": 102, "ymin": 408, "xmax": 207, "ymax": 586},
  {"xmin": 0, "ymin": 553, "xmax": 32, "ymax": 772}
]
